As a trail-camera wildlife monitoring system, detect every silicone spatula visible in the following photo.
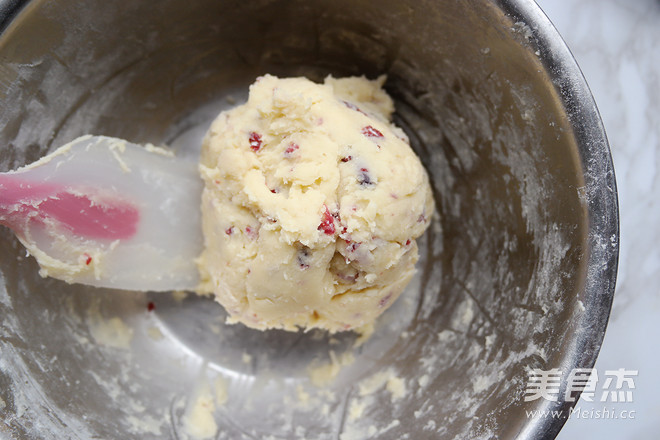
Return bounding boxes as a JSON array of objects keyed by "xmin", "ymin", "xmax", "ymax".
[{"xmin": 0, "ymin": 135, "xmax": 203, "ymax": 291}]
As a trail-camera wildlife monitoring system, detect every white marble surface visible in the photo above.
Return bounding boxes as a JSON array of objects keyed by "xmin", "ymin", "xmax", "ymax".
[{"xmin": 534, "ymin": 0, "xmax": 660, "ymax": 438}]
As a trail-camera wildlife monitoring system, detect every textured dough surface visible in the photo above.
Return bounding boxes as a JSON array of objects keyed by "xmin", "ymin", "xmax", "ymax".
[{"xmin": 197, "ymin": 75, "xmax": 434, "ymax": 332}]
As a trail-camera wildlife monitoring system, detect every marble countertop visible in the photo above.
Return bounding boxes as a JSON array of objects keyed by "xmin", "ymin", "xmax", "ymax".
[{"xmin": 534, "ymin": 0, "xmax": 660, "ymax": 438}]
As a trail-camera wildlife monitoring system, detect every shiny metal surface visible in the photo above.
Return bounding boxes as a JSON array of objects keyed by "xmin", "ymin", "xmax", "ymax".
[{"xmin": 0, "ymin": 0, "xmax": 617, "ymax": 439}]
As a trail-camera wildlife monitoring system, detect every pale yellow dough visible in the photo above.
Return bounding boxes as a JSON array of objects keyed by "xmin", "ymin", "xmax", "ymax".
[{"xmin": 197, "ymin": 74, "xmax": 434, "ymax": 332}]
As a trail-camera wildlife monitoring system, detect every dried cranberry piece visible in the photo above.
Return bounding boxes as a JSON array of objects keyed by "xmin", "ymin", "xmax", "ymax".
[
  {"xmin": 318, "ymin": 204, "xmax": 336, "ymax": 235},
  {"xmin": 245, "ymin": 226, "xmax": 259, "ymax": 240},
  {"xmin": 343, "ymin": 100, "xmax": 367, "ymax": 116},
  {"xmin": 357, "ymin": 168, "xmax": 374, "ymax": 186},
  {"xmin": 284, "ymin": 142, "xmax": 299, "ymax": 156},
  {"xmin": 361, "ymin": 125, "xmax": 384, "ymax": 139},
  {"xmin": 340, "ymin": 155, "xmax": 352, "ymax": 162},
  {"xmin": 336, "ymin": 270, "xmax": 359, "ymax": 283},
  {"xmin": 297, "ymin": 246, "xmax": 311, "ymax": 269},
  {"xmin": 225, "ymin": 226, "xmax": 234, "ymax": 236},
  {"xmin": 346, "ymin": 241, "xmax": 361, "ymax": 253},
  {"xmin": 379, "ymin": 293, "xmax": 393, "ymax": 308},
  {"xmin": 249, "ymin": 132, "xmax": 263, "ymax": 152},
  {"xmin": 343, "ymin": 240, "xmax": 362, "ymax": 264},
  {"xmin": 147, "ymin": 301, "xmax": 156, "ymax": 312}
]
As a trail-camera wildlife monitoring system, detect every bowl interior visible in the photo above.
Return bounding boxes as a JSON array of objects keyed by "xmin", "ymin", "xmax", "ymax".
[{"xmin": 0, "ymin": 1, "xmax": 616, "ymax": 439}]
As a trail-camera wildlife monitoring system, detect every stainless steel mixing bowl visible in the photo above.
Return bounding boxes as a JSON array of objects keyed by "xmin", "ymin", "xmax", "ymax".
[{"xmin": 0, "ymin": 0, "xmax": 618, "ymax": 439}]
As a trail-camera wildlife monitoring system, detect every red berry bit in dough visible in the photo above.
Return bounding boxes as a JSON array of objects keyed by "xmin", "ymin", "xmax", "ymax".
[
  {"xmin": 83, "ymin": 253, "xmax": 92, "ymax": 265},
  {"xmin": 343, "ymin": 240, "xmax": 362, "ymax": 264},
  {"xmin": 340, "ymin": 155, "xmax": 352, "ymax": 162},
  {"xmin": 297, "ymin": 247, "xmax": 311, "ymax": 269},
  {"xmin": 147, "ymin": 301, "xmax": 156, "ymax": 312},
  {"xmin": 357, "ymin": 168, "xmax": 374, "ymax": 186},
  {"xmin": 405, "ymin": 239, "xmax": 411, "ymax": 246},
  {"xmin": 361, "ymin": 125, "xmax": 384, "ymax": 139},
  {"xmin": 318, "ymin": 205, "xmax": 336, "ymax": 235},
  {"xmin": 346, "ymin": 240, "xmax": 361, "ymax": 253},
  {"xmin": 249, "ymin": 132, "xmax": 263, "ymax": 152},
  {"xmin": 417, "ymin": 213, "xmax": 427, "ymax": 223},
  {"xmin": 343, "ymin": 100, "xmax": 367, "ymax": 116},
  {"xmin": 225, "ymin": 226, "xmax": 234, "ymax": 236},
  {"xmin": 337, "ymin": 272, "xmax": 359, "ymax": 283},
  {"xmin": 379, "ymin": 293, "xmax": 393, "ymax": 308},
  {"xmin": 284, "ymin": 142, "xmax": 299, "ymax": 156},
  {"xmin": 245, "ymin": 226, "xmax": 259, "ymax": 240}
]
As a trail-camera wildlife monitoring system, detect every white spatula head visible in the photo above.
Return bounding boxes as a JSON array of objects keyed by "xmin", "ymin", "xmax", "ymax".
[{"xmin": 0, "ymin": 135, "xmax": 203, "ymax": 291}]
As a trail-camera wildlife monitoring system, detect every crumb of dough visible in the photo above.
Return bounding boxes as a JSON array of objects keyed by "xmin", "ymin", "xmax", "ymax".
[
  {"xmin": 358, "ymin": 368, "xmax": 405, "ymax": 402},
  {"xmin": 146, "ymin": 326, "xmax": 164, "ymax": 341},
  {"xmin": 296, "ymin": 385, "xmax": 310, "ymax": 405},
  {"xmin": 307, "ymin": 350, "xmax": 355, "ymax": 387},
  {"xmin": 197, "ymin": 74, "xmax": 434, "ymax": 333},
  {"xmin": 208, "ymin": 323, "xmax": 221, "ymax": 335},
  {"xmin": 143, "ymin": 143, "xmax": 175, "ymax": 157},
  {"xmin": 386, "ymin": 375, "xmax": 406, "ymax": 401},
  {"xmin": 242, "ymin": 352, "xmax": 253, "ymax": 364},
  {"xmin": 348, "ymin": 398, "xmax": 368, "ymax": 422},
  {"xmin": 184, "ymin": 387, "xmax": 217, "ymax": 439},
  {"xmin": 213, "ymin": 376, "xmax": 228, "ymax": 406},
  {"xmin": 88, "ymin": 315, "xmax": 133, "ymax": 349},
  {"xmin": 85, "ymin": 298, "xmax": 133, "ymax": 349},
  {"xmin": 353, "ymin": 322, "xmax": 375, "ymax": 348},
  {"xmin": 171, "ymin": 290, "xmax": 188, "ymax": 303}
]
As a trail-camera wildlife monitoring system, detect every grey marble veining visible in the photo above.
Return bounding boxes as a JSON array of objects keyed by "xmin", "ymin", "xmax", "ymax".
[{"xmin": 535, "ymin": 0, "xmax": 660, "ymax": 438}]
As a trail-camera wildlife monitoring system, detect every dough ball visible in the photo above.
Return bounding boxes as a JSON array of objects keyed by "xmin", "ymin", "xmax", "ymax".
[{"xmin": 197, "ymin": 74, "xmax": 434, "ymax": 332}]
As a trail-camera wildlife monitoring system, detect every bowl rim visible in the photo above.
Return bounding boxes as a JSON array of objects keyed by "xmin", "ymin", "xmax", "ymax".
[
  {"xmin": 499, "ymin": 0, "xmax": 619, "ymax": 438},
  {"xmin": 0, "ymin": 0, "xmax": 27, "ymax": 34}
]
